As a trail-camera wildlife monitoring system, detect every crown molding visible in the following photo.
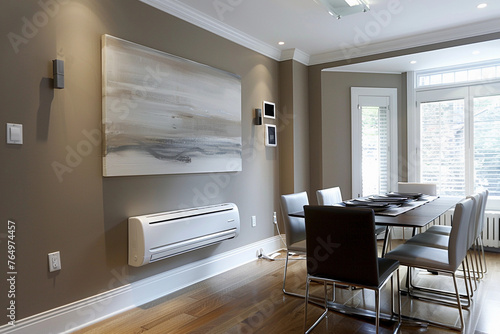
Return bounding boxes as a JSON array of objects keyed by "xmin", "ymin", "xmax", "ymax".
[
  {"xmin": 309, "ymin": 18, "xmax": 500, "ymax": 66},
  {"xmin": 140, "ymin": 0, "xmax": 283, "ymax": 61},
  {"xmin": 280, "ymin": 48, "xmax": 310, "ymax": 65},
  {"xmin": 140, "ymin": 0, "xmax": 499, "ymax": 67}
]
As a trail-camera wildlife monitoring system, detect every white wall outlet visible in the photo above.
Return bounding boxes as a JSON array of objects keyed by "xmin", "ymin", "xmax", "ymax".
[
  {"xmin": 48, "ymin": 251, "xmax": 61, "ymax": 272},
  {"xmin": 251, "ymin": 215, "xmax": 257, "ymax": 227}
]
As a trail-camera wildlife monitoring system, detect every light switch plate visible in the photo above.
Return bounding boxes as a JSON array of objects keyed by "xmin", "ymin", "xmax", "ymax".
[{"xmin": 7, "ymin": 123, "xmax": 23, "ymax": 144}]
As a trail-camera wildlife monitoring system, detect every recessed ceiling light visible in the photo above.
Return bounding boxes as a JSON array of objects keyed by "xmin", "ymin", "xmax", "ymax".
[
  {"xmin": 477, "ymin": 3, "xmax": 487, "ymax": 9},
  {"xmin": 472, "ymin": 50, "xmax": 480, "ymax": 55},
  {"xmin": 278, "ymin": 41, "xmax": 285, "ymax": 45},
  {"xmin": 410, "ymin": 60, "xmax": 417, "ymax": 64}
]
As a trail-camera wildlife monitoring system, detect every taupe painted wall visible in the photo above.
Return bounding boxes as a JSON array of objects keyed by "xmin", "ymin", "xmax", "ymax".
[
  {"xmin": 307, "ymin": 33, "xmax": 500, "ymax": 200},
  {"xmin": 1, "ymin": 0, "xmax": 280, "ymax": 322},
  {"xmin": 320, "ymin": 71, "xmax": 406, "ymax": 199},
  {"xmin": 278, "ymin": 60, "xmax": 309, "ymax": 198},
  {"xmin": 1, "ymin": 0, "xmax": 498, "ymax": 326},
  {"xmin": 292, "ymin": 61, "xmax": 310, "ymax": 195}
]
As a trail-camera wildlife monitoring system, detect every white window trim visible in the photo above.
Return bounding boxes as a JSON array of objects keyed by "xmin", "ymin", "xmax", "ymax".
[{"xmin": 351, "ymin": 87, "xmax": 398, "ymax": 198}]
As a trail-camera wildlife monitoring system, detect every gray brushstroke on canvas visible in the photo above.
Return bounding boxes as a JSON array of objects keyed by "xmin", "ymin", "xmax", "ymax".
[{"xmin": 102, "ymin": 35, "xmax": 242, "ymax": 176}]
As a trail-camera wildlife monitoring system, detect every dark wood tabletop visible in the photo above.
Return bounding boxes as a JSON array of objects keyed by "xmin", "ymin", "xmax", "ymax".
[
  {"xmin": 290, "ymin": 196, "xmax": 461, "ymax": 229},
  {"xmin": 373, "ymin": 196, "xmax": 460, "ymax": 228}
]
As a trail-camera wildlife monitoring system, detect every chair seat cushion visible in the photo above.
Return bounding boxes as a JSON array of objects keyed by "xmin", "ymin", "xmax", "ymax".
[
  {"xmin": 405, "ymin": 232, "xmax": 449, "ymax": 249},
  {"xmin": 426, "ymin": 225, "xmax": 452, "ymax": 235},
  {"xmin": 378, "ymin": 258, "xmax": 400, "ymax": 284},
  {"xmin": 288, "ymin": 239, "xmax": 306, "ymax": 253},
  {"xmin": 385, "ymin": 243, "xmax": 455, "ymax": 272},
  {"xmin": 312, "ymin": 258, "xmax": 399, "ymax": 289}
]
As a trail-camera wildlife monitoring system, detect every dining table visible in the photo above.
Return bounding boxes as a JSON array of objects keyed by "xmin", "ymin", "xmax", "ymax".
[
  {"xmin": 289, "ymin": 195, "xmax": 461, "ymax": 256},
  {"xmin": 288, "ymin": 194, "xmax": 463, "ymax": 327}
]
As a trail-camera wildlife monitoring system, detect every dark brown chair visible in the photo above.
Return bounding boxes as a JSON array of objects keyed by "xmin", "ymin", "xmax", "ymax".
[{"xmin": 303, "ymin": 205, "xmax": 400, "ymax": 334}]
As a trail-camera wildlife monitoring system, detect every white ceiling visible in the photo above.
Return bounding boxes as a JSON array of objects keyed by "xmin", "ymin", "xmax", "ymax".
[{"xmin": 142, "ymin": 0, "xmax": 500, "ymax": 71}]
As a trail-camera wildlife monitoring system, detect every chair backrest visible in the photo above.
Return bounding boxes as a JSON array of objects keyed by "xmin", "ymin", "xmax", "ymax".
[
  {"xmin": 316, "ymin": 187, "xmax": 343, "ymax": 205},
  {"xmin": 477, "ymin": 189, "xmax": 489, "ymax": 234},
  {"xmin": 397, "ymin": 182, "xmax": 437, "ymax": 196},
  {"xmin": 303, "ymin": 205, "xmax": 380, "ymax": 287},
  {"xmin": 280, "ymin": 192, "xmax": 309, "ymax": 246},
  {"xmin": 466, "ymin": 193, "xmax": 480, "ymax": 248},
  {"xmin": 448, "ymin": 198, "xmax": 474, "ymax": 269}
]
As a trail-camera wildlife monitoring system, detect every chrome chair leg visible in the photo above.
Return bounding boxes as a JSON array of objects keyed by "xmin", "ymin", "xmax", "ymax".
[
  {"xmin": 407, "ymin": 263, "xmax": 471, "ymax": 308},
  {"xmin": 303, "ymin": 276, "xmax": 309, "ymax": 332},
  {"xmin": 478, "ymin": 236, "xmax": 488, "ymax": 275},
  {"xmin": 452, "ymin": 272, "xmax": 465, "ymax": 331},
  {"xmin": 282, "ymin": 252, "xmax": 290, "ymax": 294},
  {"xmin": 375, "ymin": 289, "xmax": 380, "ymax": 334},
  {"xmin": 304, "ymin": 276, "xmax": 328, "ymax": 334}
]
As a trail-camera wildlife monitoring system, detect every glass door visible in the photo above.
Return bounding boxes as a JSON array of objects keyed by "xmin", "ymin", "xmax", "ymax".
[
  {"xmin": 472, "ymin": 89, "xmax": 500, "ymax": 198},
  {"xmin": 351, "ymin": 88, "xmax": 397, "ymax": 198},
  {"xmin": 416, "ymin": 83, "xmax": 500, "ymax": 202}
]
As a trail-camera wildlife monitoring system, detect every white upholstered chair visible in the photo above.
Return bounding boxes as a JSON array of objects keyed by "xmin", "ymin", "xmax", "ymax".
[
  {"xmin": 316, "ymin": 186, "xmax": 342, "ymax": 205},
  {"xmin": 280, "ymin": 191, "xmax": 309, "ymax": 297},
  {"xmin": 385, "ymin": 198, "xmax": 474, "ymax": 331},
  {"xmin": 397, "ymin": 182, "xmax": 437, "ymax": 196}
]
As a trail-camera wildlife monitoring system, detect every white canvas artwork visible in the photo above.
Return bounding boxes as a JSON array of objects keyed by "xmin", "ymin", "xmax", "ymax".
[{"xmin": 101, "ymin": 35, "xmax": 242, "ymax": 176}]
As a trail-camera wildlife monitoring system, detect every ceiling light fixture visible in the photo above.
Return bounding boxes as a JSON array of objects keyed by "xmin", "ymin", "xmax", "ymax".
[
  {"xmin": 345, "ymin": 0, "xmax": 362, "ymax": 7},
  {"xmin": 318, "ymin": 0, "xmax": 370, "ymax": 19},
  {"xmin": 410, "ymin": 60, "xmax": 417, "ymax": 64},
  {"xmin": 278, "ymin": 41, "xmax": 285, "ymax": 45},
  {"xmin": 477, "ymin": 3, "xmax": 487, "ymax": 9}
]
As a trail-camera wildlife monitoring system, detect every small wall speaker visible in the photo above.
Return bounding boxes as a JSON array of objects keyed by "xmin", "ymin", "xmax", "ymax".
[
  {"xmin": 53, "ymin": 59, "xmax": 64, "ymax": 89},
  {"xmin": 254, "ymin": 108, "xmax": 262, "ymax": 125}
]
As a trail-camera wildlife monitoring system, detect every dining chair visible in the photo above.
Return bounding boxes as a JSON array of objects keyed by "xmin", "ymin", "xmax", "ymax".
[
  {"xmin": 397, "ymin": 182, "xmax": 437, "ymax": 196},
  {"xmin": 385, "ymin": 197, "xmax": 474, "ymax": 331},
  {"xmin": 474, "ymin": 189, "xmax": 489, "ymax": 277},
  {"xmin": 403, "ymin": 193, "xmax": 480, "ymax": 296},
  {"xmin": 316, "ymin": 186, "xmax": 342, "ymax": 205},
  {"xmin": 280, "ymin": 191, "xmax": 309, "ymax": 298},
  {"xmin": 425, "ymin": 190, "xmax": 489, "ymax": 278},
  {"xmin": 303, "ymin": 205, "xmax": 401, "ymax": 334},
  {"xmin": 316, "ymin": 186, "xmax": 386, "ymax": 236}
]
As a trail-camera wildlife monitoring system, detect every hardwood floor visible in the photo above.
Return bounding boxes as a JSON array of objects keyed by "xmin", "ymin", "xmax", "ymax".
[{"xmin": 74, "ymin": 243, "xmax": 500, "ymax": 334}]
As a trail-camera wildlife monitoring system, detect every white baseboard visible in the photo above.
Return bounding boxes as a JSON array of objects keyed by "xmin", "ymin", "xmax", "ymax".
[{"xmin": 0, "ymin": 236, "xmax": 284, "ymax": 334}]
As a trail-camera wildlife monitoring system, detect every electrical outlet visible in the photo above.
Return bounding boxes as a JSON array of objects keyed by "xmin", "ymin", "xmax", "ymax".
[
  {"xmin": 48, "ymin": 251, "xmax": 61, "ymax": 272},
  {"xmin": 251, "ymin": 215, "xmax": 257, "ymax": 227}
]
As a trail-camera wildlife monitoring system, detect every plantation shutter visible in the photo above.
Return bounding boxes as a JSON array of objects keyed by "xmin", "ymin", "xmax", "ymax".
[
  {"xmin": 474, "ymin": 95, "xmax": 500, "ymax": 197},
  {"xmin": 359, "ymin": 96, "xmax": 390, "ymax": 196},
  {"xmin": 420, "ymin": 99, "xmax": 465, "ymax": 196}
]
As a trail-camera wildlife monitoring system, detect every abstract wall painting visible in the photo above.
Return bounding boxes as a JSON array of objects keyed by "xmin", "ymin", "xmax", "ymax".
[{"xmin": 101, "ymin": 35, "xmax": 242, "ymax": 176}]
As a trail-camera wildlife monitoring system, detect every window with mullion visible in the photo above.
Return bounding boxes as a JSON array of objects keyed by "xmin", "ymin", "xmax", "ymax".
[
  {"xmin": 474, "ymin": 95, "xmax": 500, "ymax": 197},
  {"xmin": 420, "ymin": 99, "xmax": 465, "ymax": 196}
]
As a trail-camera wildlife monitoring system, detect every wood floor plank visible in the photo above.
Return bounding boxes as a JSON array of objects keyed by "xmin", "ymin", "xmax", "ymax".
[{"xmin": 75, "ymin": 244, "xmax": 500, "ymax": 333}]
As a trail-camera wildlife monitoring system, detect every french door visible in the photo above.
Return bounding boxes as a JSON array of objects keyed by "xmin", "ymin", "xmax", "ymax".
[
  {"xmin": 351, "ymin": 87, "xmax": 398, "ymax": 198},
  {"xmin": 416, "ymin": 82, "xmax": 500, "ymax": 199}
]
